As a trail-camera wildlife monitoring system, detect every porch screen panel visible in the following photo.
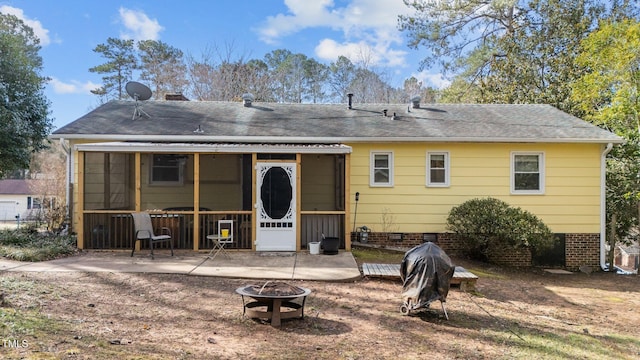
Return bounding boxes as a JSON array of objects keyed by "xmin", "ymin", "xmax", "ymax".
[
  {"xmin": 83, "ymin": 152, "xmax": 133, "ymax": 210},
  {"xmin": 140, "ymin": 154, "xmax": 194, "ymax": 210},
  {"xmin": 301, "ymin": 154, "xmax": 344, "ymax": 211},
  {"xmin": 198, "ymin": 154, "xmax": 243, "ymax": 211},
  {"xmin": 109, "ymin": 153, "xmax": 131, "ymax": 209}
]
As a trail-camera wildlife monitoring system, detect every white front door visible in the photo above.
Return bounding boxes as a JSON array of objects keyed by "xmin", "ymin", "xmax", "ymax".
[{"xmin": 255, "ymin": 162, "xmax": 297, "ymax": 251}]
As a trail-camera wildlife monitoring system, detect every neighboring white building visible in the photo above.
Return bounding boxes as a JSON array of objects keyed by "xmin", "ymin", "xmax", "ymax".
[
  {"xmin": 615, "ymin": 243, "xmax": 639, "ymax": 272},
  {"xmin": 0, "ymin": 179, "xmax": 43, "ymax": 221}
]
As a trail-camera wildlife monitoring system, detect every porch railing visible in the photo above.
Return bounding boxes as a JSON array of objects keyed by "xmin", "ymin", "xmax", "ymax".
[
  {"xmin": 83, "ymin": 211, "xmax": 252, "ymax": 250},
  {"xmin": 300, "ymin": 213, "xmax": 345, "ymax": 249},
  {"xmin": 199, "ymin": 212, "xmax": 252, "ymax": 250},
  {"xmin": 83, "ymin": 211, "xmax": 340, "ymax": 250}
]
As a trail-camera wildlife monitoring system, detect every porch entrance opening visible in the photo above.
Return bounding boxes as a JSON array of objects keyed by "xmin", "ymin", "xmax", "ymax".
[{"xmin": 256, "ymin": 162, "xmax": 297, "ymax": 251}]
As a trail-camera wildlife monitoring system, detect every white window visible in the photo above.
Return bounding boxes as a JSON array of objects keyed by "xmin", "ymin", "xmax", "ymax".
[
  {"xmin": 32, "ymin": 198, "xmax": 42, "ymax": 209},
  {"xmin": 150, "ymin": 154, "xmax": 184, "ymax": 185},
  {"xmin": 427, "ymin": 151, "xmax": 450, "ymax": 187},
  {"xmin": 370, "ymin": 151, "xmax": 393, "ymax": 187},
  {"xmin": 511, "ymin": 152, "xmax": 544, "ymax": 194}
]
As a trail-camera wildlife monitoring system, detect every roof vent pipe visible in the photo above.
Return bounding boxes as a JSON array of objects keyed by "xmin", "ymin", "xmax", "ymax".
[
  {"xmin": 411, "ymin": 96, "xmax": 421, "ymax": 109},
  {"xmin": 242, "ymin": 93, "xmax": 255, "ymax": 107},
  {"xmin": 347, "ymin": 93, "xmax": 353, "ymax": 109},
  {"xmin": 382, "ymin": 109, "xmax": 388, "ymax": 117}
]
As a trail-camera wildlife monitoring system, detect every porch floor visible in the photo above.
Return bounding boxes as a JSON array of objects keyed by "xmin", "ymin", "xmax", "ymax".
[{"xmin": 0, "ymin": 250, "xmax": 361, "ymax": 282}]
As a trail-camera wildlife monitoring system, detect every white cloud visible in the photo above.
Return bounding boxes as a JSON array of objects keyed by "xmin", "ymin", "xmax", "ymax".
[
  {"xmin": 0, "ymin": 5, "xmax": 51, "ymax": 46},
  {"xmin": 258, "ymin": 0, "xmax": 413, "ymax": 67},
  {"xmin": 118, "ymin": 7, "xmax": 163, "ymax": 41},
  {"xmin": 412, "ymin": 70, "xmax": 451, "ymax": 89},
  {"xmin": 315, "ymin": 39, "xmax": 375, "ymax": 63},
  {"xmin": 315, "ymin": 38, "xmax": 407, "ymax": 68},
  {"xmin": 49, "ymin": 78, "xmax": 100, "ymax": 95},
  {"xmin": 258, "ymin": 0, "xmax": 340, "ymax": 43}
]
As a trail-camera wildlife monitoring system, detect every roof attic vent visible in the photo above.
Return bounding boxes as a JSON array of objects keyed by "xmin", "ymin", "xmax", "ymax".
[
  {"xmin": 411, "ymin": 96, "xmax": 421, "ymax": 109},
  {"xmin": 242, "ymin": 93, "xmax": 255, "ymax": 107}
]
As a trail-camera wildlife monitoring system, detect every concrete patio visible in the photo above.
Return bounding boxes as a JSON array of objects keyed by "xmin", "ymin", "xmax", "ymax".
[{"xmin": 0, "ymin": 250, "xmax": 362, "ymax": 282}]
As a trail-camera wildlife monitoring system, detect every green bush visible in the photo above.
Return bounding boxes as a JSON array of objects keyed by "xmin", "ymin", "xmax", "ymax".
[
  {"xmin": 0, "ymin": 227, "xmax": 77, "ymax": 262},
  {"xmin": 446, "ymin": 197, "xmax": 555, "ymax": 262}
]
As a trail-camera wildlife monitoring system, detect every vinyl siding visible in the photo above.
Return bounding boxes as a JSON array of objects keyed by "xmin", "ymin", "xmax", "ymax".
[{"xmin": 347, "ymin": 142, "xmax": 603, "ymax": 233}]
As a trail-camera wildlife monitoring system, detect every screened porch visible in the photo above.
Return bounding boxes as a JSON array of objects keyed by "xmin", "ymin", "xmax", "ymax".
[{"xmin": 75, "ymin": 145, "xmax": 349, "ymax": 252}]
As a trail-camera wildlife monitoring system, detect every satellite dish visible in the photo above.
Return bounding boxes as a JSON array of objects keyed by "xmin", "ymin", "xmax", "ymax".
[
  {"xmin": 125, "ymin": 81, "xmax": 152, "ymax": 119},
  {"xmin": 126, "ymin": 81, "xmax": 152, "ymax": 101}
]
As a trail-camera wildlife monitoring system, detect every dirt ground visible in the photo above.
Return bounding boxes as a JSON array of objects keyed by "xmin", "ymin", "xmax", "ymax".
[{"xmin": 1, "ymin": 257, "xmax": 639, "ymax": 360}]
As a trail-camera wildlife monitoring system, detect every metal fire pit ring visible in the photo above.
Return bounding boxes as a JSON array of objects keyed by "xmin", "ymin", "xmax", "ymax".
[{"xmin": 236, "ymin": 284, "xmax": 311, "ymax": 327}]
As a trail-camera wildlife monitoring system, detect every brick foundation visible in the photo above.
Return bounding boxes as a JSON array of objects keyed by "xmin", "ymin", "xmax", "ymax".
[
  {"xmin": 352, "ymin": 231, "xmax": 601, "ymax": 270},
  {"xmin": 564, "ymin": 233, "xmax": 600, "ymax": 271}
]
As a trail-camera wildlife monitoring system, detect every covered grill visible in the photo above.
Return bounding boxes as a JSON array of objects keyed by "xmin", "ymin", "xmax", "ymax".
[{"xmin": 399, "ymin": 242, "xmax": 455, "ymax": 319}]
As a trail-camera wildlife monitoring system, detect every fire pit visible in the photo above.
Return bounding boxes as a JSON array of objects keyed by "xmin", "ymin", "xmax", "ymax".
[{"xmin": 236, "ymin": 282, "xmax": 311, "ymax": 327}]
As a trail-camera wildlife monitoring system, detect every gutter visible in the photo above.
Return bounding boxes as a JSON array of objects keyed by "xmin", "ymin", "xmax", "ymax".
[
  {"xmin": 49, "ymin": 133, "xmax": 625, "ymax": 144},
  {"xmin": 600, "ymin": 142, "xmax": 614, "ymax": 270}
]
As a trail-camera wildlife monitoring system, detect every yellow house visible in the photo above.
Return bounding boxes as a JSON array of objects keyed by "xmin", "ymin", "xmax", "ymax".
[{"xmin": 51, "ymin": 97, "xmax": 622, "ymax": 270}]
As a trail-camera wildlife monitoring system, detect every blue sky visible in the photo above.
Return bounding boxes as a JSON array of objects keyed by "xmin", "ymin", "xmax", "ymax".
[{"xmin": 1, "ymin": 0, "xmax": 448, "ymax": 130}]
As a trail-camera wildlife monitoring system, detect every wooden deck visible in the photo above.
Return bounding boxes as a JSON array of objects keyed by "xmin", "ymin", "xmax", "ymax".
[{"xmin": 362, "ymin": 263, "xmax": 478, "ymax": 291}]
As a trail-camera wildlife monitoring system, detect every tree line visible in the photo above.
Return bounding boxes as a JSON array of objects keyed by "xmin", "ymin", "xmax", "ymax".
[{"xmin": 89, "ymin": 39, "xmax": 436, "ymax": 105}]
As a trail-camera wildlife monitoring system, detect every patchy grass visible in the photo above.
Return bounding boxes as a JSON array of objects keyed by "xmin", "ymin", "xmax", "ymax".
[
  {"xmin": 351, "ymin": 246, "xmax": 405, "ymax": 264},
  {"xmin": 0, "ymin": 307, "xmax": 59, "ymax": 337},
  {"xmin": 0, "ymin": 227, "xmax": 77, "ymax": 262},
  {"xmin": 464, "ymin": 267, "xmax": 509, "ymax": 280},
  {"xmin": 0, "ymin": 277, "xmax": 63, "ymax": 356}
]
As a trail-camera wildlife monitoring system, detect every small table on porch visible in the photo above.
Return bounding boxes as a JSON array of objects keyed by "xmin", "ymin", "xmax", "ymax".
[{"xmin": 205, "ymin": 233, "xmax": 232, "ymax": 259}]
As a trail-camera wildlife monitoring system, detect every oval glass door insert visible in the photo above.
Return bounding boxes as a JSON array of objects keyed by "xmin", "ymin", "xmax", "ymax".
[{"xmin": 260, "ymin": 167, "xmax": 292, "ymax": 219}]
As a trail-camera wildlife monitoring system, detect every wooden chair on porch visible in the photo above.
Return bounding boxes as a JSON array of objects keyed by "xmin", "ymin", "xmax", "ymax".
[
  {"xmin": 131, "ymin": 212, "xmax": 174, "ymax": 260},
  {"xmin": 206, "ymin": 219, "xmax": 234, "ymax": 260}
]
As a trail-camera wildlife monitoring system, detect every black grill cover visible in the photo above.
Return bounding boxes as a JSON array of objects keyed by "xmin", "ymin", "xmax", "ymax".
[{"xmin": 400, "ymin": 242, "xmax": 455, "ymax": 309}]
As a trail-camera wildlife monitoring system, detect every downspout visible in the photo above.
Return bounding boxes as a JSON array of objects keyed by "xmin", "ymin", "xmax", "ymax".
[
  {"xmin": 600, "ymin": 142, "xmax": 614, "ymax": 270},
  {"xmin": 59, "ymin": 138, "xmax": 72, "ymax": 225}
]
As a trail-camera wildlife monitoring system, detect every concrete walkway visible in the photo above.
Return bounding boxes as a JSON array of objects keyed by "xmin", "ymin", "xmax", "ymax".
[{"xmin": 0, "ymin": 250, "xmax": 362, "ymax": 282}]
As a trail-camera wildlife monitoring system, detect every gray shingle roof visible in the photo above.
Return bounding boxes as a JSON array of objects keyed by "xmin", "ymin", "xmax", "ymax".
[{"xmin": 52, "ymin": 100, "xmax": 622, "ymax": 143}]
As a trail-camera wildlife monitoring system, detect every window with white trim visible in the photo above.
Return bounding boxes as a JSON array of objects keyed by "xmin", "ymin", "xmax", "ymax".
[
  {"xmin": 32, "ymin": 198, "xmax": 42, "ymax": 209},
  {"xmin": 427, "ymin": 151, "xmax": 450, "ymax": 187},
  {"xmin": 511, "ymin": 152, "xmax": 544, "ymax": 194},
  {"xmin": 370, "ymin": 151, "xmax": 393, "ymax": 187},
  {"xmin": 150, "ymin": 154, "xmax": 184, "ymax": 185}
]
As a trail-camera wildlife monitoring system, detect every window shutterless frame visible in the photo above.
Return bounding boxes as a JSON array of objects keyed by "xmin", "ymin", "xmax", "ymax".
[
  {"xmin": 427, "ymin": 151, "xmax": 450, "ymax": 187},
  {"xmin": 511, "ymin": 152, "xmax": 544, "ymax": 194},
  {"xmin": 370, "ymin": 151, "xmax": 393, "ymax": 187},
  {"xmin": 150, "ymin": 154, "xmax": 184, "ymax": 186}
]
